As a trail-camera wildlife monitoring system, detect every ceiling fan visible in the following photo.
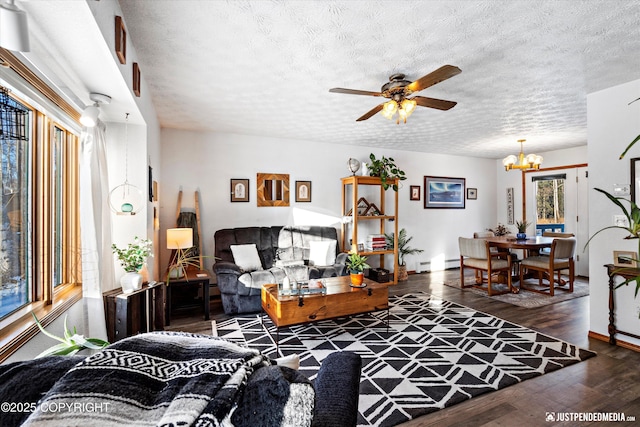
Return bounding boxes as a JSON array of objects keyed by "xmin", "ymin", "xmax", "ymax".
[{"xmin": 329, "ymin": 65, "xmax": 461, "ymax": 123}]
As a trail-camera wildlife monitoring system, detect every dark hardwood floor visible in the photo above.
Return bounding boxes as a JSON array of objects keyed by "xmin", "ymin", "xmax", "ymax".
[{"xmin": 167, "ymin": 270, "xmax": 640, "ymax": 427}]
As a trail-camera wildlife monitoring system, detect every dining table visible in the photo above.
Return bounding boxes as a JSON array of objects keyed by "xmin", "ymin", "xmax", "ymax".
[
  {"xmin": 482, "ymin": 235, "xmax": 555, "ymax": 292},
  {"xmin": 484, "ymin": 235, "xmax": 554, "ymax": 253}
]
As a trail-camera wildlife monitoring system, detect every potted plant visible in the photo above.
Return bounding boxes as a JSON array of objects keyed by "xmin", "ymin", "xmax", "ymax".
[
  {"xmin": 488, "ymin": 223, "xmax": 510, "ymax": 236},
  {"xmin": 586, "ymin": 188, "xmax": 640, "ymax": 296},
  {"xmin": 367, "ymin": 153, "xmax": 406, "ymax": 191},
  {"xmin": 385, "ymin": 228, "xmax": 424, "ymax": 281},
  {"xmin": 32, "ymin": 313, "xmax": 108, "ymax": 358},
  {"xmin": 167, "ymin": 248, "xmax": 203, "ymax": 281},
  {"xmin": 515, "ymin": 220, "xmax": 531, "ymax": 240},
  {"xmin": 586, "ymin": 96, "xmax": 640, "ymax": 303},
  {"xmin": 112, "ymin": 237, "xmax": 153, "ymax": 293},
  {"xmin": 346, "ymin": 251, "xmax": 370, "ymax": 286}
]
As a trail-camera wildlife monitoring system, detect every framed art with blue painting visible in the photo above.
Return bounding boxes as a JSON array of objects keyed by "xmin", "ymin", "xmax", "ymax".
[{"xmin": 424, "ymin": 176, "xmax": 466, "ymax": 209}]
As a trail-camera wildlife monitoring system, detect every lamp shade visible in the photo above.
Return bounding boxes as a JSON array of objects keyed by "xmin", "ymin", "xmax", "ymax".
[
  {"xmin": 167, "ymin": 228, "xmax": 193, "ymax": 249},
  {"xmin": 0, "ymin": 0, "xmax": 30, "ymax": 52},
  {"xmin": 80, "ymin": 105, "xmax": 100, "ymax": 127}
]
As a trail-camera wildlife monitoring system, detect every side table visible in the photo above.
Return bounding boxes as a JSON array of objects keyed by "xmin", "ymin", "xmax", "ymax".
[
  {"xmin": 165, "ymin": 269, "xmax": 211, "ymax": 325},
  {"xmin": 605, "ymin": 264, "xmax": 640, "ymax": 345},
  {"xmin": 102, "ymin": 281, "xmax": 165, "ymax": 343}
]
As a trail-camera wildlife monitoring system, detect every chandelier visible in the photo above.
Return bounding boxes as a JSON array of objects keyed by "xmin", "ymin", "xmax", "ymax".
[
  {"xmin": 502, "ymin": 139, "xmax": 543, "ymax": 171},
  {"xmin": 380, "ymin": 98, "xmax": 417, "ymax": 124}
]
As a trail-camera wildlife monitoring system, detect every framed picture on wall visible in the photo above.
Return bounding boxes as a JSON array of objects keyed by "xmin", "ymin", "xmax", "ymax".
[
  {"xmin": 410, "ymin": 185, "xmax": 420, "ymax": 201},
  {"xmin": 295, "ymin": 181, "xmax": 311, "ymax": 202},
  {"xmin": 467, "ymin": 188, "xmax": 477, "ymax": 200},
  {"xmin": 230, "ymin": 179, "xmax": 249, "ymax": 202},
  {"xmin": 630, "ymin": 157, "xmax": 640, "ymax": 203},
  {"xmin": 115, "ymin": 16, "xmax": 127, "ymax": 64},
  {"xmin": 424, "ymin": 176, "xmax": 465, "ymax": 209}
]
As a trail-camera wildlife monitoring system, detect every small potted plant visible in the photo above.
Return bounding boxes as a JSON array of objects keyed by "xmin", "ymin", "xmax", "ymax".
[
  {"xmin": 488, "ymin": 223, "xmax": 510, "ymax": 236},
  {"xmin": 515, "ymin": 220, "xmax": 531, "ymax": 240},
  {"xmin": 112, "ymin": 237, "xmax": 153, "ymax": 293},
  {"xmin": 385, "ymin": 228, "xmax": 424, "ymax": 281},
  {"xmin": 346, "ymin": 250, "xmax": 370, "ymax": 287}
]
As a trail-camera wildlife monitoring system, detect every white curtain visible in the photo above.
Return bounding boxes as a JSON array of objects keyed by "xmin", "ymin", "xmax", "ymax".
[{"xmin": 79, "ymin": 121, "xmax": 114, "ymax": 298}]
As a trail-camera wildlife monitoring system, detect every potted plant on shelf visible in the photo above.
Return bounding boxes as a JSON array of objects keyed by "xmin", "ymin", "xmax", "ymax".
[
  {"xmin": 346, "ymin": 251, "xmax": 370, "ymax": 286},
  {"xmin": 515, "ymin": 220, "xmax": 531, "ymax": 240},
  {"xmin": 367, "ymin": 153, "xmax": 406, "ymax": 191},
  {"xmin": 112, "ymin": 237, "xmax": 153, "ymax": 294},
  {"xmin": 385, "ymin": 228, "xmax": 424, "ymax": 281}
]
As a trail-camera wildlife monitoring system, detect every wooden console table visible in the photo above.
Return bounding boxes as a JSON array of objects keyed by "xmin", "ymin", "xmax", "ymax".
[
  {"xmin": 103, "ymin": 282, "xmax": 165, "ymax": 343},
  {"xmin": 605, "ymin": 264, "xmax": 640, "ymax": 345}
]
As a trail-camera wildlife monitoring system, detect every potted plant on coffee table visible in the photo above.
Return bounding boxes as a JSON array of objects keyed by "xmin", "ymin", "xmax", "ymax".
[{"xmin": 346, "ymin": 250, "xmax": 370, "ymax": 287}]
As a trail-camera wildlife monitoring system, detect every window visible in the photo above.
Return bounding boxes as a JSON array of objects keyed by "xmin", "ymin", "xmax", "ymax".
[
  {"xmin": 0, "ymin": 91, "xmax": 30, "ymax": 318},
  {"xmin": 0, "ymin": 71, "xmax": 82, "ymax": 361},
  {"xmin": 533, "ymin": 174, "xmax": 566, "ymax": 234}
]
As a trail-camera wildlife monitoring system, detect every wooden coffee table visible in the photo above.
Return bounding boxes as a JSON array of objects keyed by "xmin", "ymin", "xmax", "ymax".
[{"xmin": 261, "ymin": 275, "xmax": 389, "ymax": 350}]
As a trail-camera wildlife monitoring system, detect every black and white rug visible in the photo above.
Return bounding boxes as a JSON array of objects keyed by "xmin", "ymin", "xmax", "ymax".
[{"xmin": 215, "ymin": 292, "xmax": 595, "ymax": 427}]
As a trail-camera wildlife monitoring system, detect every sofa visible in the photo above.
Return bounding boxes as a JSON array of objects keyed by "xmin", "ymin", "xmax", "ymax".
[
  {"xmin": 213, "ymin": 226, "xmax": 348, "ymax": 314},
  {"xmin": 0, "ymin": 332, "xmax": 362, "ymax": 427}
]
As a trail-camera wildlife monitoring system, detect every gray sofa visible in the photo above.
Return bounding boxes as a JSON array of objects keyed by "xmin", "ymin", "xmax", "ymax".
[{"xmin": 213, "ymin": 226, "xmax": 348, "ymax": 314}]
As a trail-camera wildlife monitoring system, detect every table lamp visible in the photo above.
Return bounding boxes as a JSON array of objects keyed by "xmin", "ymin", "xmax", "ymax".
[{"xmin": 167, "ymin": 227, "xmax": 193, "ymax": 279}]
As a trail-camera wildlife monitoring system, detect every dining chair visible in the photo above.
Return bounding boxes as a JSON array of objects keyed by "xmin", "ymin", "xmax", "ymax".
[
  {"xmin": 540, "ymin": 231, "xmax": 575, "ymax": 255},
  {"xmin": 459, "ymin": 237, "xmax": 513, "ymax": 296},
  {"xmin": 519, "ymin": 237, "xmax": 576, "ymax": 296}
]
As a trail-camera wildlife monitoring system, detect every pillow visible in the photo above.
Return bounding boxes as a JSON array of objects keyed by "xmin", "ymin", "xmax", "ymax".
[
  {"xmin": 230, "ymin": 244, "xmax": 264, "ymax": 272},
  {"xmin": 308, "ymin": 240, "xmax": 337, "ymax": 266}
]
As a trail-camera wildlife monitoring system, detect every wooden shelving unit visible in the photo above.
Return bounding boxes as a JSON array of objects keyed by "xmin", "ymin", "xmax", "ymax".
[{"xmin": 341, "ymin": 176, "xmax": 399, "ymax": 284}]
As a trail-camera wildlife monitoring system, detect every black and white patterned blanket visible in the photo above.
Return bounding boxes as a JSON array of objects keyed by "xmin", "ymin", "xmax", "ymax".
[{"xmin": 21, "ymin": 332, "xmax": 311, "ymax": 427}]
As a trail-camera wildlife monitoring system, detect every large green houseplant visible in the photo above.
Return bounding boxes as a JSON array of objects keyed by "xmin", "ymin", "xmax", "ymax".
[
  {"xmin": 385, "ymin": 228, "xmax": 424, "ymax": 281},
  {"xmin": 367, "ymin": 153, "xmax": 406, "ymax": 191},
  {"xmin": 587, "ymin": 96, "xmax": 640, "ymax": 305}
]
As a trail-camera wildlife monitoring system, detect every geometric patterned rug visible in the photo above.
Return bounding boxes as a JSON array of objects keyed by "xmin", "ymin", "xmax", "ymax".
[
  {"xmin": 444, "ymin": 275, "xmax": 589, "ymax": 308},
  {"xmin": 215, "ymin": 292, "xmax": 596, "ymax": 427}
]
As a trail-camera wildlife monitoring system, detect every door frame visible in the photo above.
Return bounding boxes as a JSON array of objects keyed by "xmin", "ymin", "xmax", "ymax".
[{"xmin": 522, "ymin": 163, "xmax": 588, "ymax": 276}]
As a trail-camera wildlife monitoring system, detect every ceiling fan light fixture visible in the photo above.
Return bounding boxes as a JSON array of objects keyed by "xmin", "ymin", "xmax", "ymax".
[{"xmin": 401, "ymin": 98, "xmax": 417, "ymax": 115}]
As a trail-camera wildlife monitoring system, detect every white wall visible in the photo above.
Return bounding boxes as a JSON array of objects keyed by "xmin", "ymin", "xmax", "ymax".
[
  {"xmin": 160, "ymin": 130, "xmax": 498, "ymax": 274},
  {"xmin": 588, "ymin": 78, "xmax": 640, "ymax": 346}
]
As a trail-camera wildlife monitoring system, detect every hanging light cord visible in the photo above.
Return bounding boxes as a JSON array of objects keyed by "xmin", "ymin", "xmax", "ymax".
[{"xmin": 124, "ymin": 112, "xmax": 129, "ymax": 186}]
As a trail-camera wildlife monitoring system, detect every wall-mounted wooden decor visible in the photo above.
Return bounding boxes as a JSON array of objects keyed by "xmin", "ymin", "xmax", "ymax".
[
  {"xmin": 133, "ymin": 62, "xmax": 141, "ymax": 97},
  {"xmin": 115, "ymin": 16, "xmax": 126, "ymax": 64},
  {"xmin": 257, "ymin": 173, "xmax": 289, "ymax": 207}
]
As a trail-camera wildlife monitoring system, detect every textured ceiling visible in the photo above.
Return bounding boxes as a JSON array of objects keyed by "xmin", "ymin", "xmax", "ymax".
[{"xmin": 113, "ymin": 0, "xmax": 640, "ymax": 159}]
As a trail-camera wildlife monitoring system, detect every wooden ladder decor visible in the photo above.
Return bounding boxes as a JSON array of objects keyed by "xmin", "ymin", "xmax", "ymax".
[{"xmin": 175, "ymin": 190, "xmax": 204, "ymax": 270}]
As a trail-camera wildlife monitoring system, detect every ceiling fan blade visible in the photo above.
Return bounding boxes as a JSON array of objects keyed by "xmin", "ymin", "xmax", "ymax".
[
  {"xmin": 412, "ymin": 96, "xmax": 457, "ymax": 110},
  {"xmin": 356, "ymin": 104, "xmax": 384, "ymax": 121},
  {"xmin": 406, "ymin": 65, "xmax": 461, "ymax": 93},
  {"xmin": 329, "ymin": 88, "xmax": 383, "ymax": 97}
]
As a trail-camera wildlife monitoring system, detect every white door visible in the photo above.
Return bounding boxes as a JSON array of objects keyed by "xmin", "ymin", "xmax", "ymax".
[{"xmin": 525, "ymin": 166, "xmax": 589, "ymax": 276}]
